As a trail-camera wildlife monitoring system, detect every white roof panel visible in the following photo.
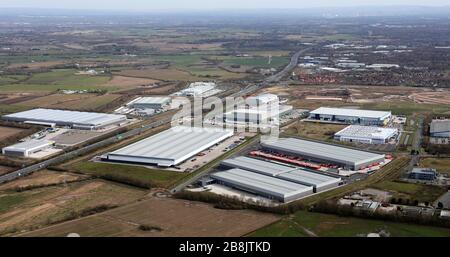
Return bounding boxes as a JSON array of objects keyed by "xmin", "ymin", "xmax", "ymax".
[{"xmin": 310, "ymin": 107, "xmax": 391, "ymax": 119}]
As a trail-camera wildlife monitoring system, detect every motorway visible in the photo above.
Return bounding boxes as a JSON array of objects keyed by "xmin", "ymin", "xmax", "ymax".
[{"xmin": 0, "ymin": 48, "xmax": 307, "ymax": 185}]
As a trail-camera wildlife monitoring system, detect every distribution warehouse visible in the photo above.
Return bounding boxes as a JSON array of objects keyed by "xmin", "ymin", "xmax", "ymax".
[
  {"xmin": 261, "ymin": 138, "xmax": 385, "ymax": 171},
  {"xmin": 220, "ymin": 156, "xmax": 341, "ymax": 192},
  {"xmin": 105, "ymin": 126, "xmax": 233, "ymax": 167},
  {"xmin": 211, "ymin": 168, "xmax": 314, "ymax": 203},
  {"xmin": 126, "ymin": 97, "xmax": 171, "ymax": 110},
  {"xmin": 334, "ymin": 125, "xmax": 398, "ymax": 144},
  {"xmin": 2, "ymin": 140, "xmax": 55, "ymax": 157},
  {"xmin": 2, "ymin": 108, "xmax": 127, "ymax": 130},
  {"xmin": 308, "ymin": 107, "xmax": 391, "ymax": 126}
]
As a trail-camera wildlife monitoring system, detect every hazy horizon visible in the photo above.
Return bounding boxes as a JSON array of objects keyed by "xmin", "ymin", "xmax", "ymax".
[{"xmin": 0, "ymin": 0, "xmax": 449, "ymax": 11}]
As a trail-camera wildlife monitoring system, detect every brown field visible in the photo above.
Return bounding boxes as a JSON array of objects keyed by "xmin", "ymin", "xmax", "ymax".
[
  {"xmin": 0, "ymin": 179, "xmax": 147, "ymax": 236},
  {"xmin": 133, "ymin": 41, "xmax": 223, "ymax": 52},
  {"xmin": 7, "ymin": 61, "xmax": 66, "ymax": 70},
  {"xmin": 283, "ymin": 121, "xmax": 347, "ymax": 140},
  {"xmin": 409, "ymin": 91, "xmax": 450, "ymax": 105},
  {"xmin": 101, "ymin": 75, "xmax": 160, "ymax": 91},
  {"xmin": 0, "ymin": 170, "xmax": 88, "ymax": 191},
  {"xmin": 0, "ymin": 165, "xmax": 15, "ymax": 176},
  {"xmin": 16, "ymin": 93, "xmax": 121, "ymax": 111},
  {"xmin": 117, "ymin": 67, "xmax": 199, "ymax": 81},
  {"xmin": 0, "ymin": 126, "xmax": 26, "ymax": 141},
  {"xmin": 20, "ymin": 197, "xmax": 280, "ymax": 237}
]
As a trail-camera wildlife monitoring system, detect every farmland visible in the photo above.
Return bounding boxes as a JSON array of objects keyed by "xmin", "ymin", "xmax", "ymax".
[
  {"xmin": 250, "ymin": 211, "xmax": 450, "ymax": 237},
  {"xmin": 0, "ymin": 126, "xmax": 26, "ymax": 141},
  {"xmin": 19, "ymin": 197, "xmax": 280, "ymax": 237},
  {"xmin": 0, "ymin": 176, "xmax": 147, "ymax": 236}
]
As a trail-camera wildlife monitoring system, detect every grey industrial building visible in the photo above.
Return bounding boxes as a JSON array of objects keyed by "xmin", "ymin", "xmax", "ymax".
[
  {"xmin": 2, "ymin": 108, "xmax": 127, "ymax": 130},
  {"xmin": 211, "ymin": 168, "xmax": 314, "ymax": 203},
  {"xmin": 261, "ymin": 138, "xmax": 385, "ymax": 171},
  {"xmin": 408, "ymin": 168, "xmax": 438, "ymax": 181},
  {"xmin": 220, "ymin": 156, "xmax": 341, "ymax": 192},
  {"xmin": 430, "ymin": 119, "xmax": 450, "ymax": 144},
  {"xmin": 308, "ymin": 107, "xmax": 391, "ymax": 126},
  {"xmin": 127, "ymin": 97, "xmax": 171, "ymax": 110},
  {"xmin": 2, "ymin": 140, "xmax": 55, "ymax": 157},
  {"xmin": 105, "ymin": 126, "xmax": 233, "ymax": 167},
  {"xmin": 334, "ymin": 125, "xmax": 398, "ymax": 144}
]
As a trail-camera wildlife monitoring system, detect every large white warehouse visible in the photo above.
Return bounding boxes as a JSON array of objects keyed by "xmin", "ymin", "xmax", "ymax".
[
  {"xmin": 220, "ymin": 156, "xmax": 341, "ymax": 192},
  {"xmin": 2, "ymin": 108, "xmax": 127, "ymax": 130},
  {"xmin": 211, "ymin": 168, "xmax": 313, "ymax": 203},
  {"xmin": 308, "ymin": 107, "xmax": 391, "ymax": 126},
  {"xmin": 334, "ymin": 125, "xmax": 398, "ymax": 144},
  {"xmin": 106, "ymin": 126, "xmax": 233, "ymax": 167},
  {"xmin": 127, "ymin": 97, "xmax": 171, "ymax": 110},
  {"xmin": 261, "ymin": 138, "xmax": 386, "ymax": 171},
  {"xmin": 2, "ymin": 140, "xmax": 54, "ymax": 157}
]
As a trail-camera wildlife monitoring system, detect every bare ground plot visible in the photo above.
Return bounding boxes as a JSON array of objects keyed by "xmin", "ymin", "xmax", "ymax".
[
  {"xmin": 0, "ymin": 179, "xmax": 146, "ymax": 236},
  {"xmin": 20, "ymin": 197, "xmax": 280, "ymax": 237},
  {"xmin": 116, "ymin": 68, "xmax": 200, "ymax": 81},
  {"xmin": 0, "ymin": 166, "xmax": 15, "ymax": 176},
  {"xmin": 283, "ymin": 121, "xmax": 346, "ymax": 141},
  {"xmin": 419, "ymin": 158, "xmax": 450, "ymax": 177},
  {"xmin": 99, "ymin": 76, "xmax": 160, "ymax": 91},
  {"xmin": 52, "ymin": 130, "xmax": 104, "ymax": 146},
  {"xmin": 0, "ymin": 126, "xmax": 26, "ymax": 141},
  {"xmin": 0, "ymin": 170, "xmax": 88, "ymax": 191},
  {"xmin": 15, "ymin": 93, "xmax": 121, "ymax": 111}
]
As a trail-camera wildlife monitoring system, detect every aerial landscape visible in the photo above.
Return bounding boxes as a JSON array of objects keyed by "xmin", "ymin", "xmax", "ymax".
[{"xmin": 1, "ymin": 0, "xmax": 450, "ymax": 245}]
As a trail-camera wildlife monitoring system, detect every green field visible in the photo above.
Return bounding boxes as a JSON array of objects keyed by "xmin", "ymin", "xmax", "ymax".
[
  {"xmin": 250, "ymin": 211, "xmax": 450, "ymax": 237},
  {"xmin": 372, "ymin": 181, "xmax": 446, "ymax": 203},
  {"xmin": 72, "ymin": 162, "xmax": 187, "ymax": 189},
  {"xmin": 0, "ymin": 104, "xmax": 30, "ymax": 115},
  {"xmin": 0, "ymin": 69, "xmax": 113, "ymax": 92},
  {"xmin": 420, "ymin": 158, "xmax": 450, "ymax": 176},
  {"xmin": 0, "ymin": 194, "xmax": 28, "ymax": 213},
  {"xmin": 363, "ymin": 101, "xmax": 450, "ymax": 115},
  {"xmin": 219, "ymin": 56, "xmax": 290, "ymax": 69}
]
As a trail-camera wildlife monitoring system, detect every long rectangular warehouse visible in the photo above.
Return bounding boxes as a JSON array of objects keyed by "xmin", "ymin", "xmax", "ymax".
[
  {"xmin": 211, "ymin": 168, "xmax": 313, "ymax": 203},
  {"xmin": 2, "ymin": 108, "xmax": 127, "ymax": 130},
  {"xmin": 221, "ymin": 156, "xmax": 341, "ymax": 192},
  {"xmin": 308, "ymin": 107, "xmax": 391, "ymax": 126},
  {"xmin": 261, "ymin": 138, "xmax": 385, "ymax": 171},
  {"xmin": 106, "ymin": 126, "xmax": 233, "ymax": 167},
  {"xmin": 2, "ymin": 140, "xmax": 54, "ymax": 157}
]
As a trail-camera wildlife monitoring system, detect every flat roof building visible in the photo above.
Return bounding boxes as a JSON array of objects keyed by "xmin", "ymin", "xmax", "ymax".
[
  {"xmin": 334, "ymin": 125, "xmax": 398, "ymax": 144},
  {"xmin": 2, "ymin": 140, "xmax": 54, "ymax": 157},
  {"xmin": 220, "ymin": 156, "xmax": 341, "ymax": 192},
  {"xmin": 127, "ymin": 97, "xmax": 171, "ymax": 110},
  {"xmin": 408, "ymin": 168, "xmax": 437, "ymax": 181},
  {"xmin": 106, "ymin": 126, "xmax": 233, "ymax": 167},
  {"xmin": 211, "ymin": 168, "xmax": 313, "ymax": 203},
  {"xmin": 2, "ymin": 108, "xmax": 127, "ymax": 130},
  {"xmin": 261, "ymin": 138, "xmax": 385, "ymax": 171},
  {"xmin": 430, "ymin": 119, "xmax": 450, "ymax": 138},
  {"xmin": 177, "ymin": 82, "xmax": 216, "ymax": 97},
  {"xmin": 308, "ymin": 107, "xmax": 391, "ymax": 126}
]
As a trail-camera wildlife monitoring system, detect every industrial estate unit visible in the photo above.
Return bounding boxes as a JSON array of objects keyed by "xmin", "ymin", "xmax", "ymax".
[
  {"xmin": 105, "ymin": 126, "xmax": 233, "ymax": 167},
  {"xmin": 261, "ymin": 138, "xmax": 386, "ymax": 171},
  {"xmin": 334, "ymin": 125, "xmax": 399, "ymax": 144},
  {"xmin": 308, "ymin": 107, "xmax": 392, "ymax": 126},
  {"xmin": 220, "ymin": 156, "xmax": 341, "ymax": 192},
  {"xmin": 2, "ymin": 108, "xmax": 127, "ymax": 130},
  {"xmin": 2, "ymin": 140, "xmax": 55, "ymax": 157},
  {"xmin": 126, "ymin": 96, "xmax": 171, "ymax": 110},
  {"xmin": 211, "ymin": 168, "xmax": 314, "ymax": 203},
  {"xmin": 430, "ymin": 119, "xmax": 450, "ymax": 144}
]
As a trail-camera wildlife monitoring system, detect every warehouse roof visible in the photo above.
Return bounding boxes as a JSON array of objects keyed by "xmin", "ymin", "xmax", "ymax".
[
  {"xmin": 221, "ymin": 156, "xmax": 293, "ymax": 176},
  {"xmin": 128, "ymin": 97, "xmax": 171, "ymax": 106},
  {"xmin": 221, "ymin": 156, "xmax": 341, "ymax": 187},
  {"xmin": 3, "ymin": 140, "xmax": 54, "ymax": 152},
  {"xmin": 261, "ymin": 138, "xmax": 385, "ymax": 167},
  {"xmin": 277, "ymin": 170, "xmax": 341, "ymax": 188},
  {"xmin": 3, "ymin": 108, "xmax": 126, "ymax": 127},
  {"xmin": 211, "ymin": 168, "xmax": 312, "ymax": 198},
  {"xmin": 431, "ymin": 120, "xmax": 450, "ymax": 133},
  {"xmin": 310, "ymin": 107, "xmax": 391, "ymax": 119},
  {"xmin": 107, "ymin": 126, "xmax": 233, "ymax": 166},
  {"xmin": 335, "ymin": 125, "xmax": 398, "ymax": 140}
]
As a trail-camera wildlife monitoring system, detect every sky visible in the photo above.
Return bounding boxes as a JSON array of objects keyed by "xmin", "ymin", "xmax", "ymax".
[{"xmin": 0, "ymin": 0, "xmax": 449, "ymax": 10}]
